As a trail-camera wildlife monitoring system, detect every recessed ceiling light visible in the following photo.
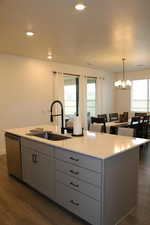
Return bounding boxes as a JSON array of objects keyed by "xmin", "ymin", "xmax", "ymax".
[
  {"xmin": 26, "ymin": 31, "xmax": 34, "ymax": 37},
  {"xmin": 48, "ymin": 55, "xmax": 53, "ymax": 59},
  {"xmin": 75, "ymin": 3, "xmax": 86, "ymax": 11}
]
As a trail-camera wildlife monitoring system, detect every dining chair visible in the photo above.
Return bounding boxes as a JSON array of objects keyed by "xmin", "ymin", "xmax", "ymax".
[
  {"xmin": 118, "ymin": 127, "xmax": 144, "ymax": 163},
  {"xmin": 97, "ymin": 114, "xmax": 108, "ymax": 122},
  {"xmin": 138, "ymin": 115, "xmax": 150, "ymax": 139},
  {"xmin": 135, "ymin": 112, "xmax": 147, "ymax": 117},
  {"xmin": 87, "ymin": 112, "xmax": 91, "ymax": 130},
  {"xmin": 142, "ymin": 115, "xmax": 150, "ymax": 124},
  {"xmin": 123, "ymin": 112, "xmax": 128, "ymax": 122},
  {"xmin": 129, "ymin": 116, "xmax": 141, "ymax": 128},
  {"xmin": 109, "ymin": 113, "xmax": 119, "ymax": 122},
  {"xmin": 109, "ymin": 126, "xmax": 118, "ymax": 135},
  {"xmin": 137, "ymin": 115, "xmax": 150, "ymax": 159},
  {"xmin": 91, "ymin": 117, "xmax": 106, "ymax": 133},
  {"xmin": 118, "ymin": 127, "xmax": 134, "ymax": 137},
  {"xmin": 128, "ymin": 116, "xmax": 142, "ymax": 138}
]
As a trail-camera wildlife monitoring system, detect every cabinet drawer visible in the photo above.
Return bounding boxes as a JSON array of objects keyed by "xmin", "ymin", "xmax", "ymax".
[
  {"xmin": 21, "ymin": 138, "xmax": 53, "ymax": 157},
  {"xmin": 56, "ymin": 182, "xmax": 100, "ymax": 225},
  {"xmin": 56, "ymin": 159, "xmax": 101, "ymax": 187},
  {"xmin": 55, "ymin": 148, "xmax": 101, "ymax": 172},
  {"xmin": 56, "ymin": 171, "xmax": 101, "ymax": 201}
]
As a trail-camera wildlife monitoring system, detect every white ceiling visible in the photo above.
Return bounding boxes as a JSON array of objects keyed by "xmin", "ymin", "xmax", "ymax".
[{"xmin": 0, "ymin": 0, "xmax": 150, "ymax": 72}]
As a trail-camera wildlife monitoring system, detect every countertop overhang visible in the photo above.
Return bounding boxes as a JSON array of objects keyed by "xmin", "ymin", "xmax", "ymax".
[{"xmin": 4, "ymin": 124, "xmax": 149, "ymax": 159}]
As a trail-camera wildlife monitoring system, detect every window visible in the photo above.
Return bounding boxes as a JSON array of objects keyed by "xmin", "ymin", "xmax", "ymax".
[
  {"xmin": 64, "ymin": 75, "xmax": 79, "ymax": 116},
  {"xmin": 131, "ymin": 79, "xmax": 149, "ymax": 112},
  {"xmin": 87, "ymin": 78, "xmax": 96, "ymax": 116}
]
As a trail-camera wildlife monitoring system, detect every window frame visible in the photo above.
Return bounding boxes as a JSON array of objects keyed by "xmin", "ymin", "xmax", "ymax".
[
  {"xmin": 131, "ymin": 79, "xmax": 150, "ymax": 112},
  {"xmin": 64, "ymin": 75, "xmax": 79, "ymax": 117},
  {"xmin": 86, "ymin": 77, "xmax": 97, "ymax": 117}
]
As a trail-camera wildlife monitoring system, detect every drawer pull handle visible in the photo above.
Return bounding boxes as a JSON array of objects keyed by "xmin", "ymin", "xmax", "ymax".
[
  {"xmin": 69, "ymin": 170, "xmax": 79, "ymax": 175},
  {"xmin": 70, "ymin": 200, "xmax": 79, "ymax": 206},
  {"xmin": 32, "ymin": 154, "xmax": 37, "ymax": 163},
  {"xmin": 70, "ymin": 182, "xmax": 79, "ymax": 188},
  {"xmin": 32, "ymin": 153, "xmax": 39, "ymax": 163},
  {"xmin": 70, "ymin": 157, "xmax": 79, "ymax": 162}
]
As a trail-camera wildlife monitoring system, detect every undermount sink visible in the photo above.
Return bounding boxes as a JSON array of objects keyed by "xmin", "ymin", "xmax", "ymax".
[{"xmin": 27, "ymin": 131, "xmax": 71, "ymax": 141}]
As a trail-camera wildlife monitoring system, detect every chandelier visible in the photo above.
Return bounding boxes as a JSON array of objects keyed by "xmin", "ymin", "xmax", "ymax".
[{"xmin": 114, "ymin": 58, "xmax": 131, "ymax": 90}]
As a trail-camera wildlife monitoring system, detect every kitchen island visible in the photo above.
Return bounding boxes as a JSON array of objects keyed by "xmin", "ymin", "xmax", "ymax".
[{"xmin": 4, "ymin": 124, "xmax": 149, "ymax": 225}]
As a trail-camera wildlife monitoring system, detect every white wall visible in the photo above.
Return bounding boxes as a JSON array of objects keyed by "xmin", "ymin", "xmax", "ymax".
[
  {"xmin": 0, "ymin": 54, "xmax": 114, "ymax": 154},
  {"xmin": 102, "ymin": 74, "xmax": 114, "ymax": 114},
  {"xmin": 0, "ymin": 54, "xmax": 53, "ymax": 154},
  {"xmin": 114, "ymin": 68, "xmax": 150, "ymax": 113}
]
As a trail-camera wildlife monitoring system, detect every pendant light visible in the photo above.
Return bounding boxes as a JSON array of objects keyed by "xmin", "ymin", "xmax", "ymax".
[{"xmin": 114, "ymin": 58, "xmax": 131, "ymax": 90}]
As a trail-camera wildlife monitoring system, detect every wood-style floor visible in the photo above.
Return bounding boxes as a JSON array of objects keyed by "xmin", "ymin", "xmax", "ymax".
[{"xmin": 0, "ymin": 150, "xmax": 150, "ymax": 225}]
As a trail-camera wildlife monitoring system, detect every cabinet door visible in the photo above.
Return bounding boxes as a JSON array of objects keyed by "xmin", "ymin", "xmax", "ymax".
[
  {"xmin": 22, "ymin": 148, "xmax": 35, "ymax": 187},
  {"xmin": 22, "ymin": 148, "xmax": 55, "ymax": 199},
  {"xmin": 35, "ymin": 152, "xmax": 55, "ymax": 199}
]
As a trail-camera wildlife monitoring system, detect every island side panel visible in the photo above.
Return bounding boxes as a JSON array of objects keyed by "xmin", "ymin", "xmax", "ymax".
[{"xmin": 102, "ymin": 147, "xmax": 139, "ymax": 225}]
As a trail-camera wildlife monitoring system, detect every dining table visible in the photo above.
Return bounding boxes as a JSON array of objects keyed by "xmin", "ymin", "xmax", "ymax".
[{"xmin": 90, "ymin": 121, "xmax": 129, "ymax": 133}]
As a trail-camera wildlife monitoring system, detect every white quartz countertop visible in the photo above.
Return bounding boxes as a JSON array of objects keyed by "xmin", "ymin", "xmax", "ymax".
[{"xmin": 4, "ymin": 124, "xmax": 149, "ymax": 159}]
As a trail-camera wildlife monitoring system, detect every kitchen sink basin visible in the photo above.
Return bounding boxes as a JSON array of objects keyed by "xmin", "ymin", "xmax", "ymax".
[{"xmin": 28, "ymin": 131, "xmax": 71, "ymax": 141}]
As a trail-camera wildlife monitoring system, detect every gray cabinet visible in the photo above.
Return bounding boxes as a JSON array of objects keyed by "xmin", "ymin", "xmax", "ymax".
[
  {"xmin": 56, "ymin": 170, "xmax": 101, "ymax": 200},
  {"xmin": 21, "ymin": 139, "xmax": 55, "ymax": 200},
  {"xmin": 56, "ymin": 182, "xmax": 100, "ymax": 225},
  {"xmin": 54, "ymin": 146, "xmax": 139, "ymax": 225},
  {"xmin": 55, "ymin": 148, "xmax": 102, "ymax": 225},
  {"xmin": 56, "ymin": 159, "xmax": 101, "ymax": 187},
  {"xmin": 21, "ymin": 138, "xmax": 101, "ymax": 225},
  {"xmin": 55, "ymin": 148, "xmax": 102, "ymax": 172},
  {"xmin": 20, "ymin": 137, "xmax": 139, "ymax": 225}
]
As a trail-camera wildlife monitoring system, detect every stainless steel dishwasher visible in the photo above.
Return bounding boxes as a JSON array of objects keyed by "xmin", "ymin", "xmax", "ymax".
[{"xmin": 5, "ymin": 133, "xmax": 22, "ymax": 180}]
